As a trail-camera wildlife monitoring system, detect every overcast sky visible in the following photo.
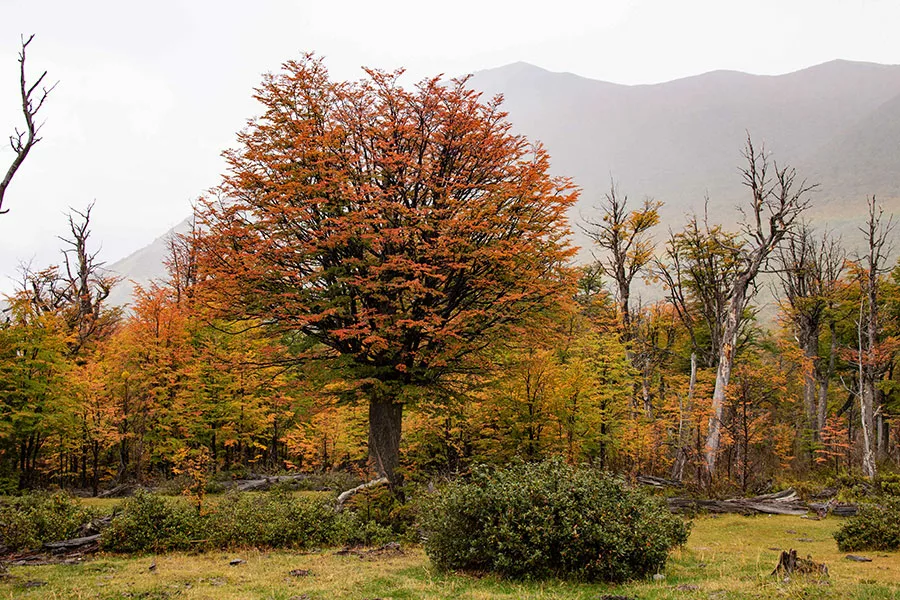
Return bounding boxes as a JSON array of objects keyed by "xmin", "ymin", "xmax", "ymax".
[{"xmin": 1, "ymin": 0, "xmax": 899, "ymax": 292}]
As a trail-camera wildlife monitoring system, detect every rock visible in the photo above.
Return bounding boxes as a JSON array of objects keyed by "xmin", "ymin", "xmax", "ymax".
[
  {"xmin": 845, "ymin": 555, "xmax": 872, "ymax": 562},
  {"xmin": 653, "ymin": 573, "xmax": 666, "ymax": 581},
  {"xmin": 23, "ymin": 580, "xmax": 48, "ymax": 588},
  {"xmin": 797, "ymin": 538, "xmax": 814, "ymax": 542},
  {"xmin": 289, "ymin": 569, "xmax": 311, "ymax": 577},
  {"xmin": 675, "ymin": 584, "xmax": 700, "ymax": 591}
]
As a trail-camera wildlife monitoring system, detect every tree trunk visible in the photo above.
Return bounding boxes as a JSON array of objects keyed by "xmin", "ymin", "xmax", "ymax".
[
  {"xmin": 368, "ymin": 399, "xmax": 403, "ymax": 486},
  {"xmin": 802, "ymin": 333, "xmax": 819, "ymax": 441},
  {"xmin": 671, "ymin": 352, "xmax": 696, "ymax": 481},
  {"xmin": 858, "ymin": 295, "xmax": 877, "ymax": 479},
  {"xmin": 706, "ymin": 287, "xmax": 745, "ymax": 475}
]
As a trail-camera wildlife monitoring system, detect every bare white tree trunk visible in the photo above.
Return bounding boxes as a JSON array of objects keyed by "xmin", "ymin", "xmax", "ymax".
[
  {"xmin": 706, "ymin": 290, "xmax": 744, "ymax": 474},
  {"xmin": 858, "ymin": 293, "xmax": 876, "ymax": 479}
]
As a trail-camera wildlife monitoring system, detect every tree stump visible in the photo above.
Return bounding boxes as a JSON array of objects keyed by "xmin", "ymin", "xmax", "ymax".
[{"xmin": 771, "ymin": 549, "xmax": 828, "ymax": 578}]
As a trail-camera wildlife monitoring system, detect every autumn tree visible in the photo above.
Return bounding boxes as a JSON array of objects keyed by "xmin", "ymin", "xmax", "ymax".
[
  {"xmin": 702, "ymin": 136, "xmax": 813, "ymax": 477},
  {"xmin": 1, "ymin": 35, "xmax": 56, "ymax": 215},
  {"xmin": 198, "ymin": 56, "xmax": 578, "ymax": 486},
  {"xmin": 657, "ymin": 211, "xmax": 746, "ymax": 480}
]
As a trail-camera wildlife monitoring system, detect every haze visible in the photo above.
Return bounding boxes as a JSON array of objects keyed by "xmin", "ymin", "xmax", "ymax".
[{"xmin": 1, "ymin": 0, "xmax": 899, "ymax": 293}]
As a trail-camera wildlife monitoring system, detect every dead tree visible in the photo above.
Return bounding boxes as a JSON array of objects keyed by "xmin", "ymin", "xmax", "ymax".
[
  {"xmin": 704, "ymin": 136, "xmax": 813, "ymax": 477},
  {"xmin": 59, "ymin": 204, "xmax": 121, "ymax": 356},
  {"xmin": 581, "ymin": 181, "xmax": 661, "ymax": 334},
  {"xmin": 855, "ymin": 197, "xmax": 894, "ymax": 479},
  {"xmin": 776, "ymin": 225, "xmax": 845, "ymax": 442},
  {"xmin": 1, "ymin": 34, "xmax": 56, "ymax": 215}
]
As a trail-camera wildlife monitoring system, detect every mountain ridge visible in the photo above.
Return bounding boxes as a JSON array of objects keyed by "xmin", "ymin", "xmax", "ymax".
[{"xmin": 108, "ymin": 59, "xmax": 900, "ymax": 305}]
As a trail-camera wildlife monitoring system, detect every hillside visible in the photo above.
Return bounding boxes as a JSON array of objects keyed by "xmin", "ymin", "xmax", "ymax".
[{"xmin": 107, "ymin": 59, "xmax": 900, "ymax": 304}]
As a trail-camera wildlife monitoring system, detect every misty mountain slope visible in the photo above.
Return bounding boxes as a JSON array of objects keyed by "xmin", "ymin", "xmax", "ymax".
[
  {"xmin": 106, "ymin": 60, "xmax": 900, "ymax": 305},
  {"xmin": 469, "ymin": 60, "xmax": 900, "ymax": 237},
  {"xmin": 107, "ymin": 217, "xmax": 193, "ymax": 307}
]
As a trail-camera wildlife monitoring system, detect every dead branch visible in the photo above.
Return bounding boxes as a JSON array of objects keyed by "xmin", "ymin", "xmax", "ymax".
[{"xmin": 1, "ymin": 34, "xmax": 57, "ymax": 215}]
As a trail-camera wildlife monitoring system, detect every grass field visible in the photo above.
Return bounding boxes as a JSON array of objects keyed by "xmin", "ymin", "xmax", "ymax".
[{"xmin": 3, "ymin": 514, "xmax": 899, "ymax": 599}]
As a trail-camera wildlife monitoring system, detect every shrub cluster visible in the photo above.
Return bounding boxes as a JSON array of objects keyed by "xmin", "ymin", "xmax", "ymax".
[
  {"xmin": 0, "ymin": 492, "xmax": 97, "ymax": 551},
  {"xmin": 100, "ymin": 489, "xmax": 392, "ymax": 552},
  {"xmin": 420, "ymin": 459, "xmax": 691, "ymax": 582},
  {"xmin": 834, "ymin": 498, "xmax": 900, "ymax": 552}
]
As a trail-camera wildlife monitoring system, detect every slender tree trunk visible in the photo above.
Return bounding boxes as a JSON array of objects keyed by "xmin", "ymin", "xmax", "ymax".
[
  {"xmin": 816, "ymin": 324, "xmax": 836, "ymax": 434},
  {"xmin": 802, "ymin": 333, "xmax": 819, "ymax": 441},
  {"xmin": 671, "ymin": 352, "xmax": 697, "ymax": 481},
  {"xmin": 368, "ymin": 398, "xmax": 403, "ymax": 486},
  {"xmin": 858, "ymin": 295, "xmax": 877, "ymax": 479},
  {"xmin": 706, "ymin": 288, "xmax": 745, "ymax": 475}
]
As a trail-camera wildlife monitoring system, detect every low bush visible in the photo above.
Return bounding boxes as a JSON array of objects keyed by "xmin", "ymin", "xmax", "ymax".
[
  {"xmin": 0, "ymin": 492, "xmax": 97, "ymax": 551},
  {"xmin": 834, "ymin": 498, "xmax": 900, "ymax": 552},
  {"xmin": 420, "ymin": 459, "xmax": 690, "ymax": 582},
  {"xmin": 100, "ymin": 489, "xmax": 393, "ymax": 552}
]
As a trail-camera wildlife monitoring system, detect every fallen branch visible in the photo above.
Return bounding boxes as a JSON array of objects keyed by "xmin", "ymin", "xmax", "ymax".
[{"xmin": 335, "ymin": 477, "xmax": 389, "ymax": 512}]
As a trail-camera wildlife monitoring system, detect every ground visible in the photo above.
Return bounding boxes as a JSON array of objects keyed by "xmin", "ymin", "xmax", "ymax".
[{"xmin": 3, "ymin": 514, "xmax": 899, "ymax": 599}]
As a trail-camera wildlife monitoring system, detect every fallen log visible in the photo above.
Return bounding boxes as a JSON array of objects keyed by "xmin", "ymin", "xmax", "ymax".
[
  {"xmin": 667, "ymin": 488, "xmax": 808, "ymax": 516},
  {"xmin": 43, "ymin": 534, "xmax": 100, "ymax": 554},
  {"xmin": 230, "ymin": 474, "xmax": 310, "ymax": 492},
  {"xmin": 636, "ymin": 475, "xmax": 683, "ymax": 488},
  {"xmin": 335, "ymin": 477, "xmax": 389, "ymax": 512}
]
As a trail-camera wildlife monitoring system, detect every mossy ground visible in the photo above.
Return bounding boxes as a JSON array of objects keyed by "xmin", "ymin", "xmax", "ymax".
[{"xmin": 3, "ymin": 514, "xmax": 899, "ymax": 599}]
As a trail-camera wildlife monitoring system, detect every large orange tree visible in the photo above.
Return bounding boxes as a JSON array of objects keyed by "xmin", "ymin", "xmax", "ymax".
[{"xmin": 197, "ymin": 55, "xmax": 578, "ymax": 484}]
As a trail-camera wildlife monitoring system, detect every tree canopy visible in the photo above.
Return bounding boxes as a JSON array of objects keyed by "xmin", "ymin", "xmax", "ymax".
[{"xmin": 197, "ymin": 55, "xmax": 578, "ymax": 482}]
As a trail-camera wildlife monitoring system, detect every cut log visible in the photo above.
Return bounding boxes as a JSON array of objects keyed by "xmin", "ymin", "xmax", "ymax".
[{"xmin": 335, "ymin": 477, "xmax": 389, "ymax": 512}]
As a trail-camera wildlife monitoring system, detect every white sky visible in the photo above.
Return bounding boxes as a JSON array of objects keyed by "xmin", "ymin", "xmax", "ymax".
[{"xmin": 1, "ymin": 0, "xmax": 899, "ymax": 292}]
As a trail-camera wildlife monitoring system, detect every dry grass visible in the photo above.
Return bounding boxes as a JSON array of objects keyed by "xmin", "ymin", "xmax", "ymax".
[{"xmin": 3, "ymin": 514, "xmax": 900, "ymax": 599}]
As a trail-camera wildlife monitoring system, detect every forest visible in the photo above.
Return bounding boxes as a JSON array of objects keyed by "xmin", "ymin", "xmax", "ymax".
[{"xmin": 2, "ymin": 51, "xmax": 898, "ymax": 500}]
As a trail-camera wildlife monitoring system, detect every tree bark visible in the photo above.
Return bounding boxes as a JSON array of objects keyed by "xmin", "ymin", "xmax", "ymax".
[
  {"xmin": 706, "ymin": 285, "xmax": 746, "ymax": 475},
  {"xmin": 799, "ymin": 332, "xmax": 820, "ymax": 442},
  {"xmin": 368, "ymin": 399, "xmax": 403, "ymax": 486},
  {"xmin": 671, "ymin": 351, "xmax": 696, "ymax": 482}
]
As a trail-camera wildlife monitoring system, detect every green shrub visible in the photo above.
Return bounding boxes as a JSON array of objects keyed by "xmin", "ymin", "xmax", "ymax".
[
  {"xmin": 341, "ymin": 484, "xmax": 418, "ymax": 540},
  {"xmin": 100, "ymin": 490, "xmax": 201, "ymax": 553},
  {"xmin": 834, "ymin": 499, "xmax": 900, "ymax": 552},
  {"xmin": 420, "ymin": 459, "xmax": 691, "ymax": 582},
  {"xmin": 0, "ymin": 492, "xmax": 97, "ymax": 551},
  {"xmin": 100, "ymin": 489, "xmax": 391, "ymax": 552}
]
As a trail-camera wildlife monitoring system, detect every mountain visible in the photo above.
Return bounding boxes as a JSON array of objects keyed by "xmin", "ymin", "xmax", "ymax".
[
  {"xmin": 107, "ymin": 217, "xmax": 193, "ymax": 307},
  {"xmin": 107, "ymin": 59, "xmax": 900, "ymax": 305},
  {"xmin": 468, "ymin": 59, "xmax": 900, "ymax": 254}
]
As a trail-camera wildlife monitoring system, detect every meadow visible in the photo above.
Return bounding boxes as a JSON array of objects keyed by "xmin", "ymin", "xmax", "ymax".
[{"xmin": 3, "ymin": 514, "xmax": 899, "ymax": 600}]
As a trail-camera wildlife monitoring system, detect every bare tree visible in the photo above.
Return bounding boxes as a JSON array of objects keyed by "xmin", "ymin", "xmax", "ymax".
[
  {"xmin": 581, "ymin": 181, "xmax": 661, "ymax": 333},
  {"xmin": 776, "ymin": 224, "xmax": 845, "ymax": 443},
  {"xmin": 1, "ymin": 34, "xmax": 56, "ymax": 215},
  {"xmin": 855, "ymin": 196, "xmax": 894, "ymax": 479},
  {"xmin": 704, "ymin": 136, "xmax": 814, "ymax": 477},
  {"xmin": 58, "ymin": 204, "xmax": 121, "ymax": 356}
]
